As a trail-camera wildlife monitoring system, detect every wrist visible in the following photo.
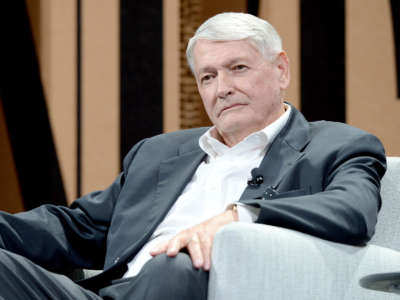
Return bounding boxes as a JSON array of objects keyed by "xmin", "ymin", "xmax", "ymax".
[{"xmin": 230, "ymin": 204, "xmax": 239, "ymax": 221}]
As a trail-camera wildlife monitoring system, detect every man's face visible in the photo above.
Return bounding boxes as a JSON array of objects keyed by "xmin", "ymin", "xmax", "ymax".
[{"xmin": 193, "ymin": 39, "xmax": 290, "ymax": 144}]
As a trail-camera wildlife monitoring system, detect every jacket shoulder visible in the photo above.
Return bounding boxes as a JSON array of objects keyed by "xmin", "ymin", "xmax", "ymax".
[
  {"xmin": 309, "ymin": 120, "xmax": 375, "ymax": 140},
  {"xmin": 307, "ymin": 120, "xmax": 385, "ymax": 157}
]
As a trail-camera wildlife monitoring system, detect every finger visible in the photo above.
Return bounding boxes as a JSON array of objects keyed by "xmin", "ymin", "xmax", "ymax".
[
  {"xmin": 198, "ymin": 232, "xmax": 212, "ymax": 271},
  {"xmin": 166, "ymin": 236, "xmax": 183, "ymax": 257},
  {"xmin": 187, "ymin": 233, "xmax": 204, "ymax": 268},
  {"xmin": 149, "ymin": 240, "xmax": 169, "ymax": 256}
]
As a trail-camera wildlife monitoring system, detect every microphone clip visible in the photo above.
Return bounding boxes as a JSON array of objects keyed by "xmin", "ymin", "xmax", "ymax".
[{"xmin": 247, "ymin": 175, "xmax": 264, "ymax": 187}]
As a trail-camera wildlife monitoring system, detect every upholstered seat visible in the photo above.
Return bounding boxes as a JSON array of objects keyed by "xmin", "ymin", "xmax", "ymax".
[{"xmin": 209, "ymin": 157, "xmax": 400, "ymax": 300}]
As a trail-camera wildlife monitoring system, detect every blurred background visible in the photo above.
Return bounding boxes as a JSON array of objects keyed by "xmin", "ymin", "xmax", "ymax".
[{"xmin": 0, "ymin": 0, "xmax": 399, "ymax": 212}]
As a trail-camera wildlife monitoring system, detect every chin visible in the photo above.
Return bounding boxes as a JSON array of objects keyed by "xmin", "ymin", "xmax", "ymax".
[{"xmin": 218, "ymin": 118, "xmax": 251, "ymax": 134}]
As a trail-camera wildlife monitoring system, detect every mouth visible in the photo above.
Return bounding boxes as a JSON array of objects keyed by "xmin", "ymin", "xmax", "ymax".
[{"xmin": 218, "ymin": 103, "xmax": 246, "ymax": 116}]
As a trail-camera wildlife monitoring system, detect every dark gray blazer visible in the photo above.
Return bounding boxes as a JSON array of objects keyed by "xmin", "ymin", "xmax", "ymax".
[{"xmin": 0, "ymin": 104, "xmax": 386, "ymax": 290}]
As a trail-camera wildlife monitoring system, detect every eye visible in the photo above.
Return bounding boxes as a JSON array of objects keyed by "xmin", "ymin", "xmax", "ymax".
[
  {"xmin": 201, "ymin": 74, "xmax": 214, "ymax": 84},
  {"xmin": 232, "ymin": 64, "xmax": 248, "ymax": 72}
]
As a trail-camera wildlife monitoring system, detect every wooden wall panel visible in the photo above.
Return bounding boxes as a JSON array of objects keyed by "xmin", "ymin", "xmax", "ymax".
[
  {"xmin": 259, "ymin": 0, "xmax": 300, "ymax": 109},
  {"xmin": 81, "ymin": 0, "xmax": 120, "ymax": 194},
  {"xmin": 163, "ymin": 0, "xmax": 180, "ymax": 133},
  {"xmin": 28, "ymin": 0, "xmax": 120, "ymax": 201},
  {"xmin": 346, "ymin": 0, "xmax": 400, "ymax": 155}
]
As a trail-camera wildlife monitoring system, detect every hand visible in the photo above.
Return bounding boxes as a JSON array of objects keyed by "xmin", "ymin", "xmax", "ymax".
[{"xmin": 150, "ymin": 207, "xmax": 238, "ymax": 270}]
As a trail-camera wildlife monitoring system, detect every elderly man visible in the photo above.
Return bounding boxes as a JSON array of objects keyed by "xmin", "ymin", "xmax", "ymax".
[{"xmin": 0, "ymin": 12, "xmax": 385, "ymax": 300}]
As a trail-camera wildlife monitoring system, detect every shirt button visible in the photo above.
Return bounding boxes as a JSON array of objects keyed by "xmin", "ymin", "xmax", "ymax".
[{"xmin": 114, "ymin": 257, "xmax": 120, "ymax": 264}]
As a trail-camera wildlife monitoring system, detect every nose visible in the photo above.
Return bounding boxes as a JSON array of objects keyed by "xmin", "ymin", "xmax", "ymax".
[{"xmin": 216, "ymin": 72, "xmax": 233, "ymax": 100}]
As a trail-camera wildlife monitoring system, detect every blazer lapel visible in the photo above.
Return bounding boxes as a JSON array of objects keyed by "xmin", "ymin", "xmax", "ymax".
[
  {"xmin": 106, "ymin": 137, "xmax": 206, "ymax": 269},
  {"xmin": 150, "ymin": 139, "xmax": 206, "ymax": 225},
  {"xmin": 239, "ymin": 105, "xmax": 311, "ymax": 200}
]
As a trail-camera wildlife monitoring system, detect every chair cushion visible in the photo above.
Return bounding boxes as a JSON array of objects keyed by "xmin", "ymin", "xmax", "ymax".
[{"xmin": 371, "ymin": 157, "xmax": 400, "ymax": 250}]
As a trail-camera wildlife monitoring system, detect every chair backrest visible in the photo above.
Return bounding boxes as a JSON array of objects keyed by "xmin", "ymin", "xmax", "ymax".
[{"xmin": 370, "ymin": 156, "xmax": 400, "ymax": 250}]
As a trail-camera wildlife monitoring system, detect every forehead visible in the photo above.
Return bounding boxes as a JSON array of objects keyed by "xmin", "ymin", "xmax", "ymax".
[{"xmin": 192, "ymin": 39, "xmax": 264, "ymax": 72}]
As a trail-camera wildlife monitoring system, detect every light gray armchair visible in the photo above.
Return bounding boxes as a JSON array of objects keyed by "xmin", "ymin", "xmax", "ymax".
[{"xmin": 209, "ymin": 157, "xmax": 400, "ymax": 300}]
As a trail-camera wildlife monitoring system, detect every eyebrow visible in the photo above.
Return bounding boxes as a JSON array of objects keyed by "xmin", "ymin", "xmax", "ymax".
[
  {"xmin": 197, "ymin": 57, "xmax": 250, "ymax": 76},
  {"xmin": 197, "ymin": 66, "xmax": 215, "ymax": 75}
]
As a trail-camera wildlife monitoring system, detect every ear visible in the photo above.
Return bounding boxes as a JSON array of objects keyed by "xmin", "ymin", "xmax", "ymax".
[{"xmin": 276, "ymin": 51, "xmax": 290, "ymax": 90}]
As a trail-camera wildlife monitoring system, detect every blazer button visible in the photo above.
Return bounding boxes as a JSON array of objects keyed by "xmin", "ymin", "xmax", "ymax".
[
  {"xmin": 264, "ymin": 193, "xmax": 273, "ymax": 199},
  {"xmin": 114, "ymin": 257, "xmax": 120, "ymax": 264},
  {"xmin": 263, "ymin": 187, "xmax": 277, "ymax": 199}
]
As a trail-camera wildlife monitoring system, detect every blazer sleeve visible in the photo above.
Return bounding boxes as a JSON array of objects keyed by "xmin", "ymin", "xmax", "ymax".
[
  {"xmin": 0, "ymin": 139, "xmax": 146, "ymax": 272},
  {"xmin": 240, "ymin": 132, "xmax": 386, "ymax": 246}
]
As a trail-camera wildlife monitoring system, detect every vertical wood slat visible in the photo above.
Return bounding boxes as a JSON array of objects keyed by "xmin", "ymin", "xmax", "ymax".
[
  {"xmin": 346, "ymin": 0, "xmax": 400, "ymax": 155},
  {"xmin": 81, "ymin": 0, "xmax": 120, "ymax": 194},
  {"xmin": 259, "ymin": 0, "xmax": 300, "ymax": 110},
  {"xmin": 163, "ymin": 0, "xmax": 180, "ymax": 133}
]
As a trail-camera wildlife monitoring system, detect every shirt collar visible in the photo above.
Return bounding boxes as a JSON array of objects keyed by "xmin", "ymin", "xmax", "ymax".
[{"xmin": 199, "ymin": 104, "xmax": 292, "ymax": 159}]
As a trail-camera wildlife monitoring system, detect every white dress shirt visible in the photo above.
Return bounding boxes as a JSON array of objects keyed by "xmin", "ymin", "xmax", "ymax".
[{"xmin": 123, "ymin": 105, "xmax": 291, "ymax": 278}]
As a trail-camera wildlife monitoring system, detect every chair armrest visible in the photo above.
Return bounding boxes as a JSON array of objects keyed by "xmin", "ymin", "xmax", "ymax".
[{"xmin": 208, "ymin": 223, "xmax": 400, "ymax": 300}]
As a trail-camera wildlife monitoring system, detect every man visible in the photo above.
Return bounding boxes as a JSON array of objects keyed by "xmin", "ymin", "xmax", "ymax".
[{"xmin": 0, "ymin": 12, "xmax": 386, "ymax": 299}]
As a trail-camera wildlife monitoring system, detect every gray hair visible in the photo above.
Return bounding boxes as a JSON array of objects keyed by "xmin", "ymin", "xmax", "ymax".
[{"xmin": 186, "ymin": 12, "xmax": 283, "ymax": 73}]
